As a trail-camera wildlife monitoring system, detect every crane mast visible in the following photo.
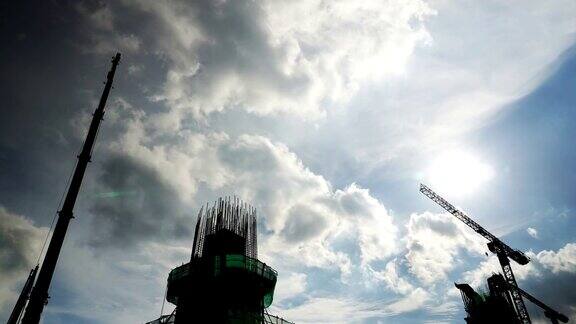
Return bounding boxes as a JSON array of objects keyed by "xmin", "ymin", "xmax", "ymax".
[
  {"xmin": 419, "ymin": 184, "xmax": 531, "ymax": 324},
  {"xmin": 19, "ymin": 53, "xmax": 121, "ymax": 324},
  {"xmin": 501, "ymin": 278, "xmax": 569, "ymax": 324}
]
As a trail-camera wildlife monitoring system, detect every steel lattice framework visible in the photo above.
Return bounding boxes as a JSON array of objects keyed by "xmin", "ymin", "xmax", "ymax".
[{"xmin": 191, "ymin": 196, "xmax": 258, "ymax": 259}]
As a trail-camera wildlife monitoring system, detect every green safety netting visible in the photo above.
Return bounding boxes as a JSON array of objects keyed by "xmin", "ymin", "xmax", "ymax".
[
  {"xmin": 169, "ymin": 255, "xmax": 278, "ymax": 308},
  {"xmin": 216, "ymin": 254, "xmax": 277, "ymax": 307},
  {"xmin": 169, "ymin": 263, "xmax": 189, "ymax": 281},
  {"xmin": 224, "ymin": 255, "xmax": 277, "ymax": 279},
  {"xmin": 211, "ymin": 255, "xmax": 277, "ymax": 279},
  {"xmin": 263, "ymin": 292, "xmax": 274, "ymax": 308}
]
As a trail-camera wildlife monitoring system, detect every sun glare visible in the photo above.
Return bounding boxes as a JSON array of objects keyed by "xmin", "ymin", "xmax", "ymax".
[{"xmin": 426, "ymin": 150, "xmax": 494, "ymax": 197}]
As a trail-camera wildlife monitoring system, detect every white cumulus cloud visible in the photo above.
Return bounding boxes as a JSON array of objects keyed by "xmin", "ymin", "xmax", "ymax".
[
  {"xmin": 537, "ymin": 243, "xmax": 576, "ymax": 274},
  {"xmin": 405, "ymin": 212, "xmax": 486, "ymax": 285}
]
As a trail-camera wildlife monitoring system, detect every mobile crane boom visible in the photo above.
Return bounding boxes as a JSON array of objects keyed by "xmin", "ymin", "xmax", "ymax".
[{"xmin": 20, "ymin": 53, "xmax": 121, "ymax": 324}]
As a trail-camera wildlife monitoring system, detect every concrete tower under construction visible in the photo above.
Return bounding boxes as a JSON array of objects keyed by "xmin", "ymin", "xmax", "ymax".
[
  {"xmin": 455, "ymin": 274, "xmax": 521, "ymax": 324},
  {"xmin": 147, "ymin": 197, "xmax": 292, "ymax": 324}
]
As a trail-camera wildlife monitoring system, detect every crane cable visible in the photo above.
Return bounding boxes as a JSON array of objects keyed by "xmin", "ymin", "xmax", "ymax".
[{"xmin": 159, "ymin": 283, "xmax": 168, "ymax": 320}]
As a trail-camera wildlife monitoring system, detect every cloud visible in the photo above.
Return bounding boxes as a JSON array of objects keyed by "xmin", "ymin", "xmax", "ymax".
[
  {"xmin": 335, "ymin": 184, "xmax": 399, "ymax": 265},
  {"xmin": 282, "ymin": 205, "xmax": 330, "ymax": 243},
  {"xmin": 76, "ymin": 2, "xmax": 114, "ymax": 31},
  {"xmin": 257, "ymin": 181, "xmax": 399, "ymax": 275},
  {"xmin": 128, "ymin": 64, "xmax": 144, "ymax": 75},
  {"xmin": 460, "ymin": 242, "xmax": 576, "ymax": 322},
  {"xmin": 45, "ymin": 240, "xmax": 187, "ymax": 323},
  {"xmin": 272, "ymin": 296, "xmax": 391, "ymax": 324},
  {"xmin": 460, "ymin": 255, "xmax": 539, "ymax": 291},
  {"xmin": 365, "ymin": 258, "xmax": 414, "ymax": 295},
  {"xmin": 301, "ymin": 0, "xmax": 576, "ymax": 169},
  {"xmin": 537, "ymin": 243, "xmax": 576, "ymax": 274},
  {"xmin": 106, "ymin": 0, "xmax": 435, "ymax": 120},
  {"xmin": 385, "ymin": 287, "xmax": 430, "ymax": 314},
  {"xmin": 76, "ymin": 1, "xmax": 141, "ymax": 54},
  {"xmin": 0, "ymin": 207, "xmax": 47, "ymax": 318},
  {"xmin": 405, "ymin": 212, "xmax": 485, "ymax": 285},
  {"xmin": 217, "ymin": 138, "xmax": 398, "ymax": 273},
  {"xmin": 462, "ymin": 242, "xmax": 576, "ymax": 289},
  {"xmin": 273, "ymin": 287, "xmax": 430, "ymax": 324},
  {"xmin": 527, "ymin": 227, "xmax": 539, "ymax": 239},
  {"xmin": 3, "ymin": 1, "xmax": 575, "ymax": 323},
  {"xmin": 87, "ymin": 154, "xmax": 192, "ymax": 248},
  {"xmin": 273, "ymin": 272, "xmax": 308, "ymax": 304},
  {"xmin": 100, "ymin": 102, "xmax": 398, "ymax": 275}
]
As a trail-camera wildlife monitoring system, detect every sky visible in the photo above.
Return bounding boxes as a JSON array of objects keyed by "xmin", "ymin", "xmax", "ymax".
[{"xmin": 0, "ymin": 1, "xmax": 575, "ymax": 323}]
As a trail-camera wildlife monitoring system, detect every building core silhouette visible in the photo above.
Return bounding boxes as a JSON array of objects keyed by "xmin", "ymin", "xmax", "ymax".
[{"xmin": 147, "ymin": 197, "xmax": 293, "ymax": 324}]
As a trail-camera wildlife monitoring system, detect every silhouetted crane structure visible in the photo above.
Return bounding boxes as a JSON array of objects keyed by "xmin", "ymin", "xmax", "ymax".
[
  {"xmin": 7, "ymin": 266, "xmax": 38, "ymax": 324},
  {"xmin": 455, "ymin": 274, "xmax": 521, "ymax": 324},
  {"xmin": 11, "ymin": 53, "xmax": 121, "ymax": 324},
  {"xmin": 420, "ymin": 184, "xmax": 568, "ymax": 324},
  {"xmin": 502, "ymin": 278, "xmax": 569, "ymax": 324}
]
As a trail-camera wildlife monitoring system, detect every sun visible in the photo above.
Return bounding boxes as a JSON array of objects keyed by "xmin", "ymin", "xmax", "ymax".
[{"xmin": 425, "ymin": 149, "xmax": 494, "ymax": 197}]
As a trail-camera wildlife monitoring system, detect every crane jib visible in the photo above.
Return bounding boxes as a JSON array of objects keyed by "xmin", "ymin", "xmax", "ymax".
[
  {"xmin": 418, "ymin": 184, "xmax": 571, "ymax": 324},
  {"xmin": 419, "ymin": 184, "xmax": 530, "ymax": 265}
]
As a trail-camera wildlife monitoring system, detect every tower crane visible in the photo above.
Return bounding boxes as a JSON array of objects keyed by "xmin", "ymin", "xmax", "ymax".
[
  {"xmin": 419, "ymin": 184, "xmax": 568, "ymax": 324},
  {"xmin": 501, "ymin": 279, "xmax": 569, "ymax": 324}
]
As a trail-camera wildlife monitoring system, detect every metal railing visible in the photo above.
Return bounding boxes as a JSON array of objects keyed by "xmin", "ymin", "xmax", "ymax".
[
  {"xmin": 264, "ymin": 312, "xmax": 295, "ymax": 324},
  {"xmin": 222, "ymin": 254, "xmax": 277, "ymax": 280},
  {"xmin": 169, "ymin": 255, "xmax": 277, "ymax": 282}
]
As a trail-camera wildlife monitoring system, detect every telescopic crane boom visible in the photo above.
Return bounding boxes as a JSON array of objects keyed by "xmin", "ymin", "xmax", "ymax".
[
  {"xmin": 419, "ymin": 184, "xmax": 531, "ymax": 323},
  {"xmin": 19, "ymin": 53, "xmax": 121, "ymax": 324},
  {"xmin": 7, "ymin": 266, "xmax": 38, "ymax": 324}
]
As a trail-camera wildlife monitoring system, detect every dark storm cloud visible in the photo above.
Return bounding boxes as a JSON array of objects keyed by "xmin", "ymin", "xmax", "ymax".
[
  {"xmin": 88, "ymin": 154, "xmax": 192, "ymax": 248},
  {"xmin": 0, "ymin": 0, "xmax": 156, "ymax": 224},
  {"xmin": 129, "ymin": 0, "xmax": 313, "ymax": 118}
]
